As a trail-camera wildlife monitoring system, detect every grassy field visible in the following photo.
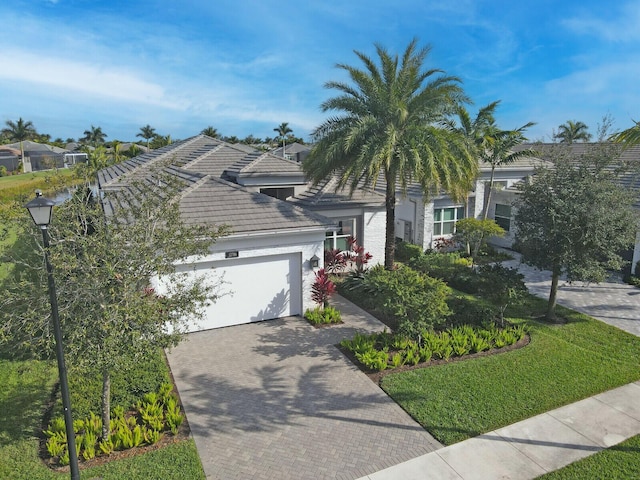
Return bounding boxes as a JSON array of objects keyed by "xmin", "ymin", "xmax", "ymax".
[
  {"xmin": 0, "ymin": 358, "xmax": 206, "ymax": 479},
  {"xmin": 381, "ymin": 300, "xmax": 640, "ymax": 446},
  {"xmin": 535, "ymin": 434, "xmax": 640, "ymax": 479}
]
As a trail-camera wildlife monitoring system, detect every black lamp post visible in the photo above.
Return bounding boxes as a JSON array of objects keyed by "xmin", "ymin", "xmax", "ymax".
[{"xmin": 25, "ymin": 191, "xmax": 80, "ymax": 480}]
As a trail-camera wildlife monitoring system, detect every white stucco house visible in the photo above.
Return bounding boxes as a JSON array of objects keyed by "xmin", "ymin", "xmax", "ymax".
[
  {"xmin": 97, "ymin": 136, "xmax": 640, "ymax": 332},
  {"xmin": 97, "ymin": 135, "xmax": 386, "ymax": 332}
]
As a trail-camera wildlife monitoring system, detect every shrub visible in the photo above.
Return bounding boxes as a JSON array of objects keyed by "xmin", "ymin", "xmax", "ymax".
[
  {"xmin": 477, "ymin": 264, "xmax": 528, "ymax": 326},
  {"xmin": 447, "ymin": 295, "xmax": 497, "ymax": 328},
  {"xmin": 304, "ymin": 306, "xmax": 342, "ymax": 325},
  {"xmin": 409, "ymin": 251, "xmax": 473, "ymax": 282},
  {"xmin": 395, "ymin": 241, "xmax": 424, "ymax": 262},
  {"xmin": 342, "ymin": 264, "xmax": 451, "ymax": 336}
]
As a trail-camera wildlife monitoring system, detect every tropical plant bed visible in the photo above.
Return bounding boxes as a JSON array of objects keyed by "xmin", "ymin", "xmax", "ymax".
[
  {"xmin": 338, "ymin": 333, "xmax": 530, "ymax": 385},
  {"xmin": 42, "ymin": 416, "xmax": 191, "ymax": 472},
  {"xmin": 41, "ymin": 381, "xmax": 191, "ymax": 471}
]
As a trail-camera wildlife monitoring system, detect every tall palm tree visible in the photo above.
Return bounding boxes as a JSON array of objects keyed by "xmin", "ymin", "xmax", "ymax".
[
  {"xmin": 303, "ymin": 39, "xmax": 477, "ymax": 269},
  {"xmin": 480, "ymin": 122, "xmax": 536, "ymax": 219},
  {"xmin": 136, "ymin": 124, "xmax": 156, "ymax": 150},
  {"xmin": 554, "ymin": 120, "xmax": 592, "ymax": 143},
  {"xmin": 2, "ymin": 118, "xmax": 37, "ymax": 169},
  {"xmin": 201, "ymin": 126, "xmax": 220, "ymax": 138},
  {"xmin": 274, "ymin": 122, "xmax": 293, "ymax": 156},
  {"xmin": 82, "ymin": 125, "xmax": 107, "ymax": 147}
]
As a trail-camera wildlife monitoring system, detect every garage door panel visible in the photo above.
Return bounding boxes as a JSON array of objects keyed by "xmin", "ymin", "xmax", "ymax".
[{"xmin": 192, "ymin": 253, "xmax": 301, "ymax": 331}]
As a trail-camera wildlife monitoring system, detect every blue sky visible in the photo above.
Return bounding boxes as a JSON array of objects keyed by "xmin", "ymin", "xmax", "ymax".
[{"xmin": 1, "ymin": 0, "xmax": 639, "ymax": 143}]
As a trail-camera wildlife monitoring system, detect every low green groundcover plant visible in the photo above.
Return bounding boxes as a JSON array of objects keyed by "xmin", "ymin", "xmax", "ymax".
[
  {"xmin": 45, "ymin": 383, "xmax": 184, "ymax": 466},
  {"xmin": 304, "ymin": 305, "xmax": 342, "ymax": 325},
  {"xmin": 535, "ymin": 434, "xmax": 640, "ymax": 479},
  {"xmin": 340, "ymin": 324, "xmax": 526, "ymax": 372}
]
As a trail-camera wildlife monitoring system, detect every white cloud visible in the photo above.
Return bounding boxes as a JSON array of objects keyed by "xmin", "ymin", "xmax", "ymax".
[
  {"xmin": 563, "ymin": 2, "xmax": 640, "ymax": 41},
  {"xmin": 0, "ymin": 49, "xmax": 187, "ymax": 110}
]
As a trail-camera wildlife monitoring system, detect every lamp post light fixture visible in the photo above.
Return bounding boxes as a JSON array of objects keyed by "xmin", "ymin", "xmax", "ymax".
[{"xmin": 25, "ymin": 191, "xmax": 80, "ymax": 480}]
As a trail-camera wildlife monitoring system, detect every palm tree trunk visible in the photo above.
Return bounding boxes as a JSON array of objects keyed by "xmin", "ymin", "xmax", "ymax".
[
  {"xmin": 384, "ymin": 173, "xmax": 396, "ymax": 270},
  {"xmin": 482, "ymin": 166, "xmax": 496, "ymax": 220},
  {"xmin": 101, "ymin": 368, "xmax": 111, "ymax": 440}
]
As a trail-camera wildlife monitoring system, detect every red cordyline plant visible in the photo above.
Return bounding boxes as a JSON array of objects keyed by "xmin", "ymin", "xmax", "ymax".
[
  {"xmin": 311, "ymin": 268, "xmax": 336, "ymax": 308},
  {"xmin": 324, "ymin": 248, "xmax": 347, "ymax": 274},
  {"xmin": 345, "ymin": 236, "xmax": 373, "ymax": 274},
  {"xmin": 323, "ymin": 237, "xmax": 372, "ymax": 275}
]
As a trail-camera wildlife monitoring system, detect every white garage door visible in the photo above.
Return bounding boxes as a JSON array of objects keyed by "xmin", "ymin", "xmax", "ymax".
[{"xmin": 191, "ymin": 253, "xmax": 302, "ymax": 331}]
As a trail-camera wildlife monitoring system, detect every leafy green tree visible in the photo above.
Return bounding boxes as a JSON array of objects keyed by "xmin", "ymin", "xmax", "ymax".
[
  {"xmin": 81, "ymin": 125, "xmax": 107, "ymax": 147},
  {"xmin": 304, "ymin": 39, "xmax": 477, "ymax": 269},
  {"xmin": 274, "ymin": 122, "xmax": 293, "ymax": 154},
  {"xmin": 454, "ymin": 217, "xmax": 505, "ymax": 259},
  {"xmin": 201, "ymin": 126, "xmax": 220, "ymax": 138},
  {"xmin": 136, "ymin": 124, "xmax": 156, "ymax": 150},
  {"xmin": 2, "ymin": 117, "xmax": 37, "ymax": 167},
  {"xmin": 0, "ymin": 170, "xmax": 228, "ymax": 438},
  {"xmin": 554, "ymin": 120, "xmax": 592, "ymax": 144},
  {"xmin": 514, "ymin": 145, "xmax": 638, "ymax": 321}
]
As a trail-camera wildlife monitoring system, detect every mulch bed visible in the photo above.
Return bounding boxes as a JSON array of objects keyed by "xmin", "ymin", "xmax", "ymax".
[{"xmin": 337, "ymin": 334, "xmax": 531, "ymax": 386}]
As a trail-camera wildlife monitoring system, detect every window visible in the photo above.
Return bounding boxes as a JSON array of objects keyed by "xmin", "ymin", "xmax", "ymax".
[
  {"xmin": 260, "ymin": 187, "xmax": 294, "ymax": 200},
  {"xmin": 433, "ymin": 207, "xmax": 464, "ymax": 236},
  {"xmin": 325, "ymin": 218, "xmax": 356, "ymax": 251},
  {"xmin": 494, "ymin": 204, "xmax": 511, "ymax": 231}
]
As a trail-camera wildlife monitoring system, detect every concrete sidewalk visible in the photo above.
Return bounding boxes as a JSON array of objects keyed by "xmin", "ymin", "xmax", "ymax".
[{"xmin": 358, "ymin": 381, "xmax": 640, "ymax": 480}]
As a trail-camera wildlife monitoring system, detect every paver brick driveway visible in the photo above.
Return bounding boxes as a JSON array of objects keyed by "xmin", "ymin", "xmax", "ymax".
[{"xmin": 166, "ymin": 295, "xmax": 442, "ymax": 480}]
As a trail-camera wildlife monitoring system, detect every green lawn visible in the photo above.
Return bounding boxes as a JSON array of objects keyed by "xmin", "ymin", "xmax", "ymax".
[
  {"xmin": 0, "ymin": 358, "xmax": 206, "ymax": 479},
  {"xmin": 381, "ymin": 301, "xmax": 640, "ymax": 445},
  {"xmin": 535, "ymin": 434, "xmax": 640, "ymax": 479}
]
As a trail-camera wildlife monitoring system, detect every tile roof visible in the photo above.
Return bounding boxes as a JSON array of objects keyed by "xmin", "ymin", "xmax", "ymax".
[
  {"xmin": 291, "ymin": 176, "xmax": 386, "ymax": 209},
  {"xmin": 179, "ymin": 176, "xmax": 336, "ymax": 234},
  {"xmin": 97, "ymin": 136, "xmax": 336, "ymax": 234}
]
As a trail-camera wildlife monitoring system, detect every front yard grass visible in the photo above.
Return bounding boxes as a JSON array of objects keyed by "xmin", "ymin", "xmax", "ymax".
[
  {"xmin": 381, "ymin": 298, "xmax": 640, "ymax": 446},
  {"xmin": 534, "ymin": 434, "xmax": 640, "ymax": 479},
  {"xmin": 0, "ymin": 357, "xmax": 205, "ymax": 479}
]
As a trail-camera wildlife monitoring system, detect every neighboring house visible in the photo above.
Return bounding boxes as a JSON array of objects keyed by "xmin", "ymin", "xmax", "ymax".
[
  {"xmin": 392, "ymin": 155, "xmax": 551, "ymax": 249},
  {"xmin": 97, "ymin": 134, "xmax": 385, "ymax": 332},
  {"xmin": 3, "ymin": 141, "xmax": 87, "ymax": 171},
  {"xmin": 399, "ymin": 142, "xmax": 640, "ymax": 276},
  {"xmin": 272, "ymin": 142, "xmax": 311, "ymax": 163}
]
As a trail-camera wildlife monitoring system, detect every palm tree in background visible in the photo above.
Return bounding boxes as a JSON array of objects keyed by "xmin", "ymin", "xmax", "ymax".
[
  {"xmin": 201, "ymin": 126, "xmax": 220, "ymax": 138},
  {"xmin": 304, "ymin": 39, "xmax": 477, "ymax": 269},
  {"xmin": 82, "ymin": 125, "xmax": 107, "ymax": 147},
  {"xmin": 274, "ymin": 122, "xmax": 293, "ymax": 156},
  {"xmin": 136, "ymin": 125, "xmax": 156, "ymax": 150},
  {"xmin": 554, "ymin": 120, "xmax": 592, "ymax": 143},
  {"xmin": 611, "ymin": 119, "xmax": 640, "ymax": 147},
  {"xmin": 2, "ymin": 118, "xmax": 37, "ymax": 169},
  {"xmin": 480, "ymin": 122, "xmax": 536, "ymax": 219}
]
